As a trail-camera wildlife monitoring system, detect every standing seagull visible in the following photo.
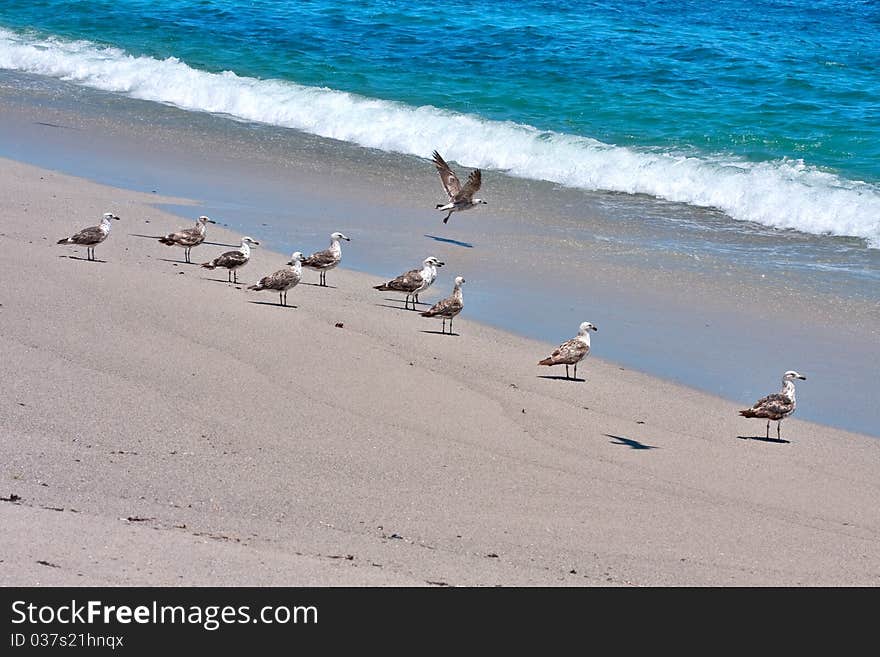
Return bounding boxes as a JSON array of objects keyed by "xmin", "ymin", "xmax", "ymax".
[
  {"xmin": 739, "ymin": 370, "xmax": 807, "ymax": 441},
  {"xmin": 432, "ymin": 150, "xmax": 487, "ymax": 224},
  {"xmin": 301, "ymin": 232, "xmax": 350, "ymax": 286},
  {"xmin": 248, "ymin": 252, "xmax": 303, "ymax": 306},
  {"xmin": 158, "ymin": 215, "xmax": 216, "ymax": 263},
  {"xmin": 538, "ymin": 321, "xmax": 598, "ymax": 380},
  {"xmin": 421, "ymin": 276, "xmax": 465, "ymax": 335},
  {"xmin": 373, "ymin": 256, "xmax": 444, "ymax": 310},
  {"xmin": 201, "ymin": 236, "xmax": 260, "ymax": 283},
  {"xmin": 57, "ymin": 212, "xmax": 120, "ymax": 261}
]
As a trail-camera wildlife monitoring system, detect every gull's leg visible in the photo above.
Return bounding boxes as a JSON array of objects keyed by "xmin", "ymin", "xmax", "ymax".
[
  {"xmin": 766, "ymin": 420, "xmax": 770, "ymax": 439},
  {"xmin": 777, "ymin": 421, "xmax": 781, "ymax": 440},
  {"xmin": 565, "ymin": 364, "xmax": 570, "ymax": 379},
  {"xmin": 443, "ymin": 211, "xmax": 452, "ymax": 224},
  {"xmin": 450, "ymin": 318, "xmax": 454, "ymax": 335},
  {"xmin": 574, "ymin": 363, "xmax": 578, "ymax": 380}
]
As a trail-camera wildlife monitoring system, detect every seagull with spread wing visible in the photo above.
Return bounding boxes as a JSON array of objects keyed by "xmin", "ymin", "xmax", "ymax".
[{"xmin": 432, "ymin": 150, "xmax": 487, "ymax": 224}]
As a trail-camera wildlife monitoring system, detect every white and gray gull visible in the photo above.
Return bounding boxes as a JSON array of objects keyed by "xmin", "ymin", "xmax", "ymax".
[
  {"xmin": 57, "ymin": 212, "xmax": 120, "ymax": 261},
  {"xmin": 373, "ymin": 256, "xmax": 444, "ymax": 310},
  {"xmin": 421, "ymin": 276, "xmax": 465, "ymax": 335},
  {"xmin": 248, "ymin": 252, "xmax": 303, "ymax": 306},
  {"xmin": 538, "ymin": 321, "xmax": 598, "ymax": 380},
  {"xmin": 301, "ymin": 232, "xmax": 350, "ymax": 287},
  {"xmin": 201, "ymin": 236, "xmax": 260, "ymax": 283},
  {"xmin": 432, "ymin": 150, "xmax": 487, "ymax": 224},
  {"xmin": 739, "ymin": 370, "xmax": 807, "ymax": 440},
  {"xmin": 158, "ymin": 215, "xmax": 216, "ymax": 263}
]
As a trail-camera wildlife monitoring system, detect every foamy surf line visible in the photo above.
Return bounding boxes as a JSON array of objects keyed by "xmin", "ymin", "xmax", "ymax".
[{"xmin": 2, "ymin": 27, "xmax": 879, "ymax": 247}]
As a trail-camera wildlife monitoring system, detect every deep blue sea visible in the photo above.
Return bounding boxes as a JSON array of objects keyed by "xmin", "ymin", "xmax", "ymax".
[{"xmin": 1, "ymin": 0, "xmax": 879, "ymax": 245}]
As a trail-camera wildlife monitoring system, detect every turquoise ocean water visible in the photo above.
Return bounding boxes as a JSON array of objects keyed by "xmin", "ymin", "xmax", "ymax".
[{"xmin": 1, "ymin": 0, "xmax": 879, "ymax": 247}]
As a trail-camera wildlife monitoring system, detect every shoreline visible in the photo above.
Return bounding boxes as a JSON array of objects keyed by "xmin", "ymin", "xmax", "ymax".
[
  {"xmin": 2, "ymin": 157, "xmax": 880, "ymax": 586},
  {"xmin": 0, "ymin": 71, "xmax": 877, "ymax": 435}
]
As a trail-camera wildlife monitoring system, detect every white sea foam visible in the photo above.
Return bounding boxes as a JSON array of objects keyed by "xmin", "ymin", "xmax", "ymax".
[{"xmin": 2, "ymin": 28, "xmax": 879, "ymax": 247}]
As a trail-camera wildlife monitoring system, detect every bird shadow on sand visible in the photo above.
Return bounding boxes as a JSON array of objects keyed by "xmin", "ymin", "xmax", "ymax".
[
  {"xmin": 737, "ymin": 435, "xmax": 790, "ymax": 444},
  {"xmin": 424, "ymin": 234, "xmax": 474, "ymax": 249},
  {"xmin": 129, "ymin": 233, "xmax": 164, "ymax": 240},
  {"xmin": 59, "ymin": 255, "xmax": 106, "ymax": 263},
  {"xmin": 420, "ymin": 330, "xmax": 460, "ymax": 336},
  {"xmin": 374, "ymin": 303, "xmax": 422, "ymax": 312},
  {"xmin": 536, "ymin": 375, "xmax": 585, "ymax": 382},
  {"xmin": 247, "ymin": 301, "xmax": 298, "ymax": 309},
  {"xmin": 157, "ymin": 258, "xmax": 200, "ymax": 265},
  {"xmin": 201, "ymin": 277, "xmax": 243, "ymax": 285},
  {"xmin": 606, "ymin": 434, "xmax": 658, "ymax": 450},
  {"xmin": 301, "ymin": 282, "xmax": 338, "ymax": 289}
]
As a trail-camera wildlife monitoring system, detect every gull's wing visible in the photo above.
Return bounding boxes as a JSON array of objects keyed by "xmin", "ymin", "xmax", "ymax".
[
  {"xmin": 748, "ymin": 393, "xmax": 794, "ymax": 419},
  {"xmin": 70, "ymin": 225, "xmax": 106, "ymax": 245},
  {"xmin": 545, "ymin": 338, "xmax": 589, "ymax": 365},
  {"xmin": 302, "ymin": 248, "xmax": 338, "ymax": 269},
  {"xmin": 432, "ymin": 150, "xmax": 461, "ymax": 200},
  {"xmin": 457, "ymin": 168, "xmax": 482, "ymax": 202},
  {"xmin": 380, "ymin": 268, "xmax": 424, "ymax": 292},
  {"xmin": 213, "ymin": 250, "xmax": 249, "ymax": 269},
  {"xmin": 422, "ymin": 295, "xmax": 463, "ymax": 318}
]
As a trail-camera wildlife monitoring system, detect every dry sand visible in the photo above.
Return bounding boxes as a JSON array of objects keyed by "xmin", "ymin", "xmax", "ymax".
[{"xmin": 1, "ymin": 157, "xmax": 878, "ymax": 586}]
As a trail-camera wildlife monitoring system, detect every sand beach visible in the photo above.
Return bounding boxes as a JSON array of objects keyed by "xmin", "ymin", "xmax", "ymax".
[{"xmin": 1, "ymin": 157, "xmax": 879, "ymax": 586}]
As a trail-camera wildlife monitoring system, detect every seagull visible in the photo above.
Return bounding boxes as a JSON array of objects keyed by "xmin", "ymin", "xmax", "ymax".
[
  {"xmin": 201, "ymin": 236, "xmax": 260, "ymax": 283},
  {"xmin": 248, "ymin": 252, "xmax": 303, "ymax": 306},
  {"xmin": 739, "ymin": 370, "xmax": 807, "ymax": 440},
  {"xmin": 373, "ymin": 256, "xmax": 444, "ymax": 310},
  {"xmin": 432, "ymin": 150, "xmax": 487, "ymax": 224},
  {"xmin": 158, "ymin": 215, "xmax": 216, "ymax": 263},
  {"xmin": 421, "ymin": 276, "xmax": 465, "ymax": 335},
  {"xmin": 301, "ymin": 232, "xmax": 350, "ymax": 286},
  {"xmin": 538, "ymin": 321, "xmax": 598, "ymax": 380},
  {"xmin": 57, "ymin": 212, "xmax": 120, "ymax": 261}
]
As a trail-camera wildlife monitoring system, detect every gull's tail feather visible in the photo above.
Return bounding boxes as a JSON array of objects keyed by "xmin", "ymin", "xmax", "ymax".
[
  {"xmin": 158, "ymin": 235, "xmax": 176, "ymax": 246},
  {"xmin": 538, "ymin": 357, "xmax": 554, "ymax": 366},
  {"xmin": 201, "ymin": 261, "xmax": 217, "ymax": 269},
  {"xmin": 739, "ymin": 409, "xmax": 758, "ymax": 418},
  {"xmin": 56, "ymin": 237, "xmax": 71, "ymax": 244}
]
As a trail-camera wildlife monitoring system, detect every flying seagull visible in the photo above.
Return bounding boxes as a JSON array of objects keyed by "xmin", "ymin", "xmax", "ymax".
[
  {"xmin": 302, "ymin": 232, "xmax": 350, "ymax": 286},
  {"xmin": 158, "ymin": 215, "xmax": 216, "ymax": 263},
  {"xmin": 432, "ymin": 150, "xmax": 487, "ymax": 224},
  {"xmin": 248, "ymin": 252, "xmax": 303, "ymax": 306},
  {"xmin": 538, "ymin": 321, "xmax": 598, "ymax": 380},
  {"xmin": 421, "ymin": 276, "xmax": 465, "ymax": 335},
  {"xmin": 373, "ymin": 256, "xmax": 444, "ymax": 310},
  {"xmin": 201, "ymin": 236, "xmax": 260, "ymax": 283},
  {"xmin": 739, "ymin": 370, "xmax": 807, "ymax": 440},
  {"xmin": 57, "ymin": 212, "xmax": 120, "ymax": 261}
]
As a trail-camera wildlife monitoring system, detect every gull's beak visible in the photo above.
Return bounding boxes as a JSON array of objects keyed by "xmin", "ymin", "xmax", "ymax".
[
  {"xmin": 113, "ymin": 215, "xmax": 121, "ymax": 221},
  {"xmin": 343, "ymin": 236, "xmax": 351, "ymax": 241},
  {"xmin": 798, "ymin": 375, "xmax": 806, "ymax": 380},
  {"xmin": 438, "ymin": 261, "xmax": 445, "ymax": 266},
  {"xmin": 592, "ymin": 326, "xmax": 598, "ymax": 332},
  {"xmin": 253, "ymin": 240, "xmax": 261, "ymax": 246},
  {"xmin": 207, "ymin": 218, "xmax": 216, "ymax": 224}
]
